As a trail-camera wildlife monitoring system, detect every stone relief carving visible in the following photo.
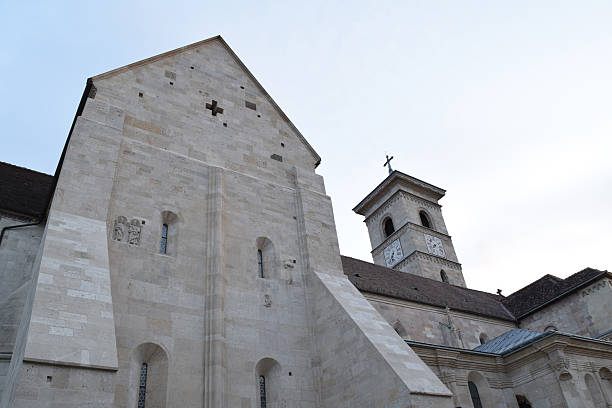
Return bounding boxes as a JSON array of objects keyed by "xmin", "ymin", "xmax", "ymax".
[
  {"xmin": 128, "ymin": 219, "xmax": 142, "ymax": 245},
  {"xmin": 112, "ymin": 216, "xmax": 127, "ymax": 242},
  {"xmin": 264, "ymin": 294, "xmax": 272, "ymax": 308},
  {"xmin": 112, "ymin": 216, "xmax": 142, "ymax": 246}
]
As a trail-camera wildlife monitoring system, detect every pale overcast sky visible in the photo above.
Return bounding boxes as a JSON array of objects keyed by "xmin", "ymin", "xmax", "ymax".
[{"xmin": 2, "ymin": 1, "xmax": 611, "ymax": 293}]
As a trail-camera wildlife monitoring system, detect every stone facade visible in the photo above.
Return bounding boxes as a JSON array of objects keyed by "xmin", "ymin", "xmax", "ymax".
[
  {"xmin": 519, "ymin": 277, "xmax": 612, "ymax": 338},
  {"xmin": 0, "ymin": 35, "xmax": 611, "ymax": 408}
]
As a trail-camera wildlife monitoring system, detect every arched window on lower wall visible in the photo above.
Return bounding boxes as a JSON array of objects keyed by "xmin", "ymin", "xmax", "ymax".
[
  {"xmin": 467, "ymin": 371, "xmax": 492, "ymax": 408},
  {"xmin": 255, "ymin": 358, "xmax": 281, "ymax": 408},
  {"xmin": 516, "ymin": 394, "xmax": 533, "ymax": 408},
  {"xmin": 130, "ymin": 343, "xmax": 168, "ymax": 408},
  {"xmin": 600, "ymin": 368, "xmax": 612, "ymax": 402},
  {"xmin": 468, "ymin": 381, "xmax": 483, "ymax": 408},
  {"xmin": 585, "ymin": 373, "xmax": 606, "ymax": 407}
]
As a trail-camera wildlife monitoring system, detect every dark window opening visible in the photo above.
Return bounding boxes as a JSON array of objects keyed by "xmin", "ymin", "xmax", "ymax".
[
  {"xmin": 384, "ymin": 218, "xmax": 395, "ymax": 237},
  {"xmin": 419, "ymin": 211, "xmax": 431, "ymax": 228},
  {"xmin": 516, "ymin": 395, "xmax": 533, "ymax": 408},
  {"xmin": 259, "ymin": 375, "xmax": 267, "ymax": 408},
  {"xmin": 479, "ymin": 333, "xmax": 488, "ymax": 345},
  {"xmin": 160, "ymin": 224, "xmax": 168, "ymax": 254},
  {"xmin": 440, "ymin": 270, "xmax": 449, "ymax": 283},
  {"xmin": 138, "ymin": 362, "xmax": 148, "ymax": 408},
  {"xmin": 245, "ymin": 100, "xmax": 257, "ymax": 110},
  {"xmin": 468, "ymin": 381, "xmax": 483, "ymax": 408},
  {"xmin": 257, "ymin": 249, "xmax": 264, "ymax": 278}
]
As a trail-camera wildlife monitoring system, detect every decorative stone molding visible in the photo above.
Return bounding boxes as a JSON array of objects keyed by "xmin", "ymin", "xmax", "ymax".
[{"xmin": 366, "ymin": 190, "xmax": 440, "ymax": 225}]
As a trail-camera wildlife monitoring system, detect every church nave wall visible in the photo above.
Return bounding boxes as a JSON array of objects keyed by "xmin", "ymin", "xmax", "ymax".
[{"xmin": 365, "ymin": 294, "xmax": 516, "ymax": 349}]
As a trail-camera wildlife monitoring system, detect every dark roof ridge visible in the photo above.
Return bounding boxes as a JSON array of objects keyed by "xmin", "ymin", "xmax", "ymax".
[
  {"xmin": 341, "ymin": 255, "xmax": 499, "ymax": 298},
  {"xmin": 0, "ymin": 160, "xmax": 52, "ymax": 177},
  {"xmin": 340, "ymin": 255, "xmax": 515, "ymax": 321}
]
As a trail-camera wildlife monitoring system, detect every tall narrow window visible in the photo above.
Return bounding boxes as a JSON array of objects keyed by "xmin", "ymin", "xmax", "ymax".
[
  {"xmin": 440, "ymin": 270, "xmax": 449, "ymax": 283},
  {"xmin": 419, "ymin": 211, "xmax": 431, "ymax": 228},
  {"xmin": 160, "ymin": 224, "xmax": 168, "ymax": 254},
  {"xmin": 468, "ymin": 381, "xmax": 483, "ymax": 408},
  {"xmin": 383, "ymin": 218, "xmax": 395, "ymax": 237},
  {"xmin": 257, "ymin": 249, "xmax": 264, "ymax": 278},
  {"xmin": 259, "ymin": 375, "xmax": 267, "ymax": 408},
  {"xmin": 138, "ymin": 362, "xmax": 148, "ymax": 408}
]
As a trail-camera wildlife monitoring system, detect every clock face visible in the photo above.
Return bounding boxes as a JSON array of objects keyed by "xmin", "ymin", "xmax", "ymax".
[
  {"xmin": 424, "ymin": 234, "xmax": 446, "ymax": 258},
  {"xmin": 384, "ymin": 239, "xmax": 404, "ymax": 267}
]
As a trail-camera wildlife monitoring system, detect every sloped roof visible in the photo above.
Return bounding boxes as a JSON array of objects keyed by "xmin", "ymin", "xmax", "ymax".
[
  {"xmin": 502, "ymin": 268, "xmax": 608, "ymax": 318},
  {"xmin": 341, "ymin": 256, "xmax": 515, "ymax": 321},
  {"xmin": 90, "ymin": 35, "xmax": 321, "ymax": 168},
  {"xmin": 473, "ymin": 329, "xmax": 546, "ymax": 354},
  {"xmin": 0, "ymin": 161, "xmax": 54, "ymax": 218}
]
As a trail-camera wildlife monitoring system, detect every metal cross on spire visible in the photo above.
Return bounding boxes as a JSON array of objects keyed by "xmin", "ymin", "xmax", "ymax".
[{"xmin": 383, "ymin": 154, "xmax": 394, "ymax": 175}]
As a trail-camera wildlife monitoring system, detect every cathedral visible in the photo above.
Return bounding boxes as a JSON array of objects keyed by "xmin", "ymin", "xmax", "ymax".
[{"xmin": 0, "ymin": 35, "xmax": 611, "ymax": 408}]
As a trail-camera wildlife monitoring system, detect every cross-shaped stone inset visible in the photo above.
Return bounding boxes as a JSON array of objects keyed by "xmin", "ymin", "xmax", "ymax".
[{"xmin": 206, "ymin": 100, "xmax": 224, "ymax": 116}]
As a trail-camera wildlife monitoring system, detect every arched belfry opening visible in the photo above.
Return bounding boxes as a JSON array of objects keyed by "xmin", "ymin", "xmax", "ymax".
[
  {"xmin": 383, "ymin": 217, "xmax": 395, "ymax": 238},
  {"xmin": 419, "ymin": 211, "xmax": 431, "ymax": 228}
]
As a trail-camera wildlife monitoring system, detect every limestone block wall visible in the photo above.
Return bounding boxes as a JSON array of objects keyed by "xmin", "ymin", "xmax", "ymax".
[
  {"xmin": 0, "ymin": 215, "xmax": 44, "ymax": 354},
  {"xmin": 0, "ymin": 215, "xmax": 44, "ymax": 402},
  {"xmin": 367, "ymin": 294, "xmax": 516, "ymax": 349},
  {"xmin": 519, "ymin": 277, "xmax": 612, "ymax": 338}
]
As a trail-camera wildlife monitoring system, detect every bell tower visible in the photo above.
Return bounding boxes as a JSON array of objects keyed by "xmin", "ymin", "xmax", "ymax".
[{"xmin": 353, "ymin": 160, "xmax": 466, "ymax": 287}]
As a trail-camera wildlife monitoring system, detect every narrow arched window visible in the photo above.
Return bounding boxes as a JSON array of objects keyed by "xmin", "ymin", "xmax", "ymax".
[
  {"xmin": 419, "ymin": 211, "xmax": 431, "ymax": 228},
  {"xmin": 383, "ymin": 218, "xmax": 395, "ymax": 237},
  {"xmin": 259, "ymin": 375, "xmax": 267, "ymax": 408},
  {"xmin": 257, "ymin": 249, "xmax": 264, "ymax": 278},
  {"xmin": 468, "ymin": 381, "xmax": 483, "ymax": 408},
  {"xmin": 440, "ymin": 270, "xmax": 449, "ymax": 283},
  {"xmin": 160, "ymin": 224, "xmax": 168, "ymax": 254},
  {"xmin": 479, "ymin": 333, "xmax": 489, "ymax": 345},
  {"xmin": 138, "ymin": 362, "xmax": 148, "ymax": 408}
]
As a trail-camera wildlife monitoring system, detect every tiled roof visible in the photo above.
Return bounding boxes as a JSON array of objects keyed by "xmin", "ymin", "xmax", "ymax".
[
  {"xmin": 341, "ymin": 256, "xmax": 516, "ymax": 321},
  {"xmin": 501, "ymin": 268, "xmax": 607, "ymax": 318},
  {"xmin": 473, "ymin": 328, "xmax": 547, "ymax": 354},
  {"xmin": 0, "ymin": 161, "xmax": 54, "ymax": 218}
]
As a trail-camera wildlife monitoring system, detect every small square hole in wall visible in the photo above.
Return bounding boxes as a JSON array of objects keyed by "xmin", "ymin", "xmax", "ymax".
[
  {"xmin": 141, "ymin": 220, "xmax": 145, "ymax": 225},
  {"xmin": 240, "ymin": 86, "xmax": 244, "ymax": 89},
  {"xmin": 288, "ymin": 372, "xmax": 292, "ymax": 376},
  {"xmin": 46, "ymin": 376, "xmax": 52, "ymax": 383},
  {"xmin": 223, "ymin": 122, "xmax": 227, "ymax": 127},
  {"xmin": 257, "ymin": 114, "xmax": 261, "ymax": 118},
  {"xmin": 169, "ymin": 81, "xmax": 174, "ymax": 85},
  {"xmin": 138, "ymin": 92, "xmax": 143, "ymax": 98},
  {"xmin": 190, "ymin": 66, "xmax": 194, "ymax": 69},
  {"xmin": 280, "ymin": 142, "xmax": 285, "ymax": 147}
]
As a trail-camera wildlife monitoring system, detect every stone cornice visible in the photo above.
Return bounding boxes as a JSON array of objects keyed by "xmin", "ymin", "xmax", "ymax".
[
  {"xmin": 353, "ymin": 170, "xmax": 445, "ymax": 215},
  {"xmin": 371, "ymin": 221, "xmax": 452, "ymax": 257},
  {"xmin": 394, "ymin": 250, "xmax": 462, "ymax": 271}
]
